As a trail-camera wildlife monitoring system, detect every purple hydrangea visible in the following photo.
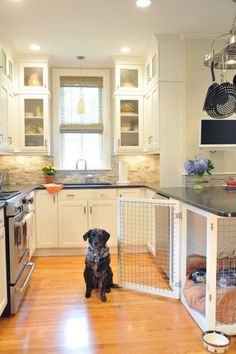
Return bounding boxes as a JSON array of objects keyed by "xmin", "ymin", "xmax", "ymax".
[{"xmin": 184, "ymin": 156, "xmax": 214, "ymax": 176}]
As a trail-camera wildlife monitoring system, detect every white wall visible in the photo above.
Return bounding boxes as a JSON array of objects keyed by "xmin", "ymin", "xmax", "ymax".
[{"xmin": 185, "ymin": 39, "xmax": 236, "ymax": 174}]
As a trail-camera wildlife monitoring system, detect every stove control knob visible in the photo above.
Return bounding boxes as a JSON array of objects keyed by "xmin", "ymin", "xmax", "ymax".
[{"xmin": 22, "ymin": 198, "xmax": 27, "ymax": 204}]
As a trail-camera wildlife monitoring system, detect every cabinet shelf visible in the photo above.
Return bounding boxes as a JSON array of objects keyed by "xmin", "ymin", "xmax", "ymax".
[{"xmin": 120, "ymin": 112, "xmax": 138, "ymax": 117}]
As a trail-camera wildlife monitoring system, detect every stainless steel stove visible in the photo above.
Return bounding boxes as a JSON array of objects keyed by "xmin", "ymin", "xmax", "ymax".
[
  {"xmin": 0, "ymin": 190, "xmax": 21, "ymax": 200},
  {"xmin": 1, "ymin": 189, "xmax": 35, "ymax": 316}
]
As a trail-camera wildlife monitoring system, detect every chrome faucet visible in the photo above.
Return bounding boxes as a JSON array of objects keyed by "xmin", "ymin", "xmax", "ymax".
[
  {"xmin": 75, "ymin": 159, "xmax": 87, "ymax": 174},
  {"xmin": 75, "ymin": 159, "xmax": 94, "ymax": 182}
]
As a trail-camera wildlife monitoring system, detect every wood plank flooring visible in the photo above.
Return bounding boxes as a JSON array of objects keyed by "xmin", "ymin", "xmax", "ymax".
[{"xmin": 0, "ymin": 256, "xmax": 236, "ymax": 354}]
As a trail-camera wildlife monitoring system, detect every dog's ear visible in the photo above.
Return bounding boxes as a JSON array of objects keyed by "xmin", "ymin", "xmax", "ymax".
[
  {"xmin": 102, "ymin": 230, "xmax": 110, "ymax": 243},
  {"xmin": 83, "ymin": 230, "xmax": 91, "ymax": 241}
]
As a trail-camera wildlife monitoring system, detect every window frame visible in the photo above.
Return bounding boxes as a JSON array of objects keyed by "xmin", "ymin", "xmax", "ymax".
[{"xmin": 52, "ymin": 68, "xmax": 111, "ymax": 170}]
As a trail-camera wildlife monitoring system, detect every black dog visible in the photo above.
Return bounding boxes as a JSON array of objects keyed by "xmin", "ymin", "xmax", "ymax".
[{"xmin": 83, "ymin": 228, "xmax": 118, "ymax": 302}]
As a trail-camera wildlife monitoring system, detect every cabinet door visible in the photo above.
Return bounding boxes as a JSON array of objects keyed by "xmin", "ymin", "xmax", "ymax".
[
  {"xmin": 7, "ymin": 91, "xmax": 15, "ymax": 151},
  {"xmin": 19, "ymin": 62, "xmax": 48, "ymax": 92},
  {"xmin": 0, "ymin": 227, "xmax": 7, "ymax": 316},
  {"xmin": 58, "ymin": 201, "xmax": 88, "ymax": 247},
  {"xmin": 88, "ymin": 200, "xmax": 117, "ymax": 247},
  {"xmin": 115, "ymin": 96, "xmax": 143, "ymax": 153},
  {"xmin": 19, "ymin": 95, "xmax": 49, "ymax": 153},
  {"xmin": 144, "ymin": 85, "xmax": 159, "ymax": 153},
  {"xmin": 115, "ymin": 64, "xmax": 143, "ymax": 92},
  {"xmin": 118, "ymin": 188, "xmax": 146, "ymax": 198},
  {"xmin": 35, "ymin": 191, "xmax": 58, "ymax": 248},
  {"xmin": 0, "ymin": 85, "xmax": 7, "ymax": 149}
]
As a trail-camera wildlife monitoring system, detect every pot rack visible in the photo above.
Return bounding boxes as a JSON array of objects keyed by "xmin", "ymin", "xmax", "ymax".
[{"xmin": 204, "ymin": 8, "xmax": 236, "ymax": 70}]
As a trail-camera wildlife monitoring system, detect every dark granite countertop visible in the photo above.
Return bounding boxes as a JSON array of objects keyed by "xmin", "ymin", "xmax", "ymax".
[
  {"xmin": 3, "ymin": 183, "xmax": 236, "ymax": 216},
  {"xmin": 157, "ymin": 187, "xmax": 236, "ymax": 217}
]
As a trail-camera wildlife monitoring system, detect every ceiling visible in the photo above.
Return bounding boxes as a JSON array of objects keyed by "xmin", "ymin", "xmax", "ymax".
[{"xmin": 0, "ymin": 0, "xmax": 236, "ymax": 67}]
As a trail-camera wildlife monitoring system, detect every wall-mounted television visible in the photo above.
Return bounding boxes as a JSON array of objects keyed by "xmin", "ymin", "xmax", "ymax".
[{"xmin": 199, "ymin": 118, "xmax": 236, "ymax": 149}]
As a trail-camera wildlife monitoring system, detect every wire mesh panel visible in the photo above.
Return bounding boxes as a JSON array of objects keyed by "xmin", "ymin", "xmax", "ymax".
[
  {"xmin": 216, "ymin": 218, "xmax": 236, "ymax": 327},
  {"xmin": 118, "ymin": 198, "xmax": 180, "ymax": 299}
]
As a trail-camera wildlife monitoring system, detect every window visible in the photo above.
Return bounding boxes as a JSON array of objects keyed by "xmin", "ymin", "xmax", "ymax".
[{"xmin": 53, "ymin": 69, "xmax": 111, "ymax": 170}]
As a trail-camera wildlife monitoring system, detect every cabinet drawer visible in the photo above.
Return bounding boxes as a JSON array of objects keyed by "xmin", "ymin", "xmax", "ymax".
[
  {"xmin": 0, "ymin": 209, "xmax": 4, "ymax": 228},
  {"xmin": 118, "ymin": 188, "xmax": 145, "ymax": 198},
  {"xmin": 58, "ymin": 189, "xmax": 117, "ymax": 201}
]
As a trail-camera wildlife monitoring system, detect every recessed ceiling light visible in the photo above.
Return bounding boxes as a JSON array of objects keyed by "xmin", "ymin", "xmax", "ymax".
[
  {"xmin": 120, "ymin": 47, "xmax": 131, "ymax": 53},
  {"xmin": 136, "ymin": 0, "xmax": 151, "ymax": 8},
  {"xmin": 30, "ymin": 44, "xmax": 41, "ymax": 51}
]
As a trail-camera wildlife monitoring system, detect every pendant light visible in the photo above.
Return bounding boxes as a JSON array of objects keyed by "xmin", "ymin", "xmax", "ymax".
[{"xmin": 76, "ymin": 56, "xmax": 86, "ymax": 115}]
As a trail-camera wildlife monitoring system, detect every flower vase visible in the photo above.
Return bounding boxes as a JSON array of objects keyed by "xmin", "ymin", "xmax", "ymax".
[
  {"xmin": 44, "ymin": 175, "xmax": 55, "ymax": 184},
  {"xmin": 193, "ymin": 174, "xmax": 204, "ymax": 190}
]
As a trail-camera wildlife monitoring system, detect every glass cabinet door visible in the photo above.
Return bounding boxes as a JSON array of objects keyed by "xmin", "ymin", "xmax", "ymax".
[
  {"xmin": 19, "ymin": 63, "xmax": 48, "ymax": 91},
  {"xmin": 115, "ymin": 65, "xmax": 142, "ymax": 92},
  {"xmin": 116, "ymin": 96, "xmax": 143, "ymax": 152},
  {"xmin": 21, "ymin": 96, "xmax": 48, "ymax": 151}
]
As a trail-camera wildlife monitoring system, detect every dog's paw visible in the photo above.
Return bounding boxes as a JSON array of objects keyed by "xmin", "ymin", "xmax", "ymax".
[
  {"xmin": 105, "ymin": 288, "xmax": 111, "ymax": 293},
  {"xmin": 100, "ymin": 294, "xmax": 107, "ymax": 302},
  {"xmin": 85, "ymin": 292, "xmax": 91, "ymax": 298}
]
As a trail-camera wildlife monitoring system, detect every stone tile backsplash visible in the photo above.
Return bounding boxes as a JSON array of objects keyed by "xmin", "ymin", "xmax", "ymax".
[{"xmin": 0, "ymin": 154, "xmax": 160, "ymax": 185}]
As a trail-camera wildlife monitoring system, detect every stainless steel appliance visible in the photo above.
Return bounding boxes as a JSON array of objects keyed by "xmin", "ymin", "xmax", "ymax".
[{"xmin": 2, "ymin": 190, "xmax": 35, "ymax": 316}]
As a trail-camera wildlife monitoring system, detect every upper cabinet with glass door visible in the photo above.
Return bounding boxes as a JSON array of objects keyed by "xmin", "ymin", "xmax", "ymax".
[
  {"xmin": 18, "ymin": 62, "xmax": 49, "ymax": 92},
  {"xmin": 0, "ymin": 46, "xmax": 14, "ymax": 85},
  {"xmin": 115, "ymin": 95, "xmax": 143, "ymax": 153},
  {"xmin": 115, "ymin": 64, "xmax": 143, "ymax": 93},
  {"xmin": 19, "ymin": 95, "xmax": 49, "ymax": 154},
  {"xmin": 145, "ymin": 51, "xmax": 158, "ymax": 91}
]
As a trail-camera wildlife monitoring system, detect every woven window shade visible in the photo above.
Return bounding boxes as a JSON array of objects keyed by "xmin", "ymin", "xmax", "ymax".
[
  {"xmin": 60, "ymin": 123, "xmax": 104, "ymax": 133},
  {"xmin": 60, "ymin": 76, "xmax": 103, "ymax": 88}
]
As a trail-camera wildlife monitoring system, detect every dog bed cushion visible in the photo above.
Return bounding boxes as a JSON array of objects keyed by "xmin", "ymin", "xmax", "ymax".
[{"xmin": 183, "ymin": 254, "xmax": 236, "ymax": 325}]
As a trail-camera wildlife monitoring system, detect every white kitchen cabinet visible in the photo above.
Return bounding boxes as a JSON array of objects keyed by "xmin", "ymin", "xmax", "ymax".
[
  {"xmin": 115, "ymin": 64, "xmax": 143, "ymax": 93},
  {"xmin": 19, "ymin": 94, "xmax": 49, "ymax": 154},
  {"xmin": 35, "ymin": 191, "xmax": 58, "ymax": 248},
  {"xmin": 118, "ymin": 188, "xmax": 146, "ymax": 198},
  {"xmin": 58, "ymin": 189, "xmax": 117, "ymax": 248},
  {"xmin": 0, "ymin": 83, "xmax": 16, "ymax": 153},
  {"xmin": 58, "ymin": 200, "xmax": 88, "ymax": 247},
  {"xmin": 0, "ymin": 209, "xmax": 7, "ymax": 316},
  {"xmin": 18, "ymin": 62, "xmax": 48, "ymax": 92},
  {"xmin": 88, "ymin": 200, "xmax": 117, "ymax": 247},
  {"xmin": 144, "ymin": 85, "xmax": 159, "ymax": 153},
  {"xmin": 114, "ymin": 95, "xmax": 143, "ymax": 154}
]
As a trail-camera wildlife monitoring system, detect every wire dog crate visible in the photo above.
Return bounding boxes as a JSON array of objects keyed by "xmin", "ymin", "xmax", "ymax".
[
  {"xmin": 118, "ymin": 198, "xmax": 181, "ymax": 299},
  {"xmin": 181, "ymin": 204, "xmax": 236, "ymax": 335}
]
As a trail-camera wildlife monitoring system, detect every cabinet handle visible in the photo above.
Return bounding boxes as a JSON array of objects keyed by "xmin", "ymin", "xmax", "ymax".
[
  {"xmin": 0, "ymin": 134, "xmax": 3, "ymax": 145},
  {"xmin": 90, "ymin": 206, "xmax": 92, "ymax": 214},
  {"xmin": 8, "ymin": 136, "xmax": 12, "ymax": 145},
  {"xmin": 118, "ymin": 139, "xmax": 121, "ymax": 147},
  {"xmin": 53, "ymin": 195, "xmax": 56, "ymax": 203},
  {"xmin": 84, "ymin": 206, "xmax": 86, "ymax": 214},
  {"xmin": 67, "ymin": 194, "xmax": 75, "ymax": 198}
]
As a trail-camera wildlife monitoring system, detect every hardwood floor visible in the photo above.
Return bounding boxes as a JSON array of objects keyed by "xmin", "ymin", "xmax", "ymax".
[{"xmin": 0, "ymin": 256, "xmax": 236, "ymax": 354}]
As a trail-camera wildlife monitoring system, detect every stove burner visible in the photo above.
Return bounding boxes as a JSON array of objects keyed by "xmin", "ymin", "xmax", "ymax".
[{"xmin": 0, "ymin": 191, "xmax": 21, "ymax": 200}]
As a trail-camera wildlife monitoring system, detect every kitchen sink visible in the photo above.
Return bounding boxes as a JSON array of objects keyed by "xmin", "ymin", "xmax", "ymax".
[{"xmin": 63, "ymin": 183, "xmax": 112, "ymax": 187}]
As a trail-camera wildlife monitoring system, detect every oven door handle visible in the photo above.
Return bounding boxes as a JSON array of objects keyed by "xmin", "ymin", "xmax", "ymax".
[{"xmin": 16, "ymin": 262, "xmax": 36, "ymax": 293}]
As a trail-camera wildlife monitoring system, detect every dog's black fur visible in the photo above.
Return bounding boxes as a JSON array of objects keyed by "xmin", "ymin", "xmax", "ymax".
[{"xmin": 83, "ymin": 228, "xmax": 118, "ymax": 302}]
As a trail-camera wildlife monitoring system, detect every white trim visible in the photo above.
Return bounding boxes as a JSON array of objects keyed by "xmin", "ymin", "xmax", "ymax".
[{"xmin": 52, "ymin": 68, "xmax": 111, "ymax": 169}]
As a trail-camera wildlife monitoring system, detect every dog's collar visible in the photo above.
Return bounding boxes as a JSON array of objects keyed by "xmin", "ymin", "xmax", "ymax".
[{"xmin": 88, "ymin": 246, "xmax": 109, "ymax": 262}]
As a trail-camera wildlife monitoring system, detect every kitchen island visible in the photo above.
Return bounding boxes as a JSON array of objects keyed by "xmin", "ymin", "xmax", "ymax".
[
  {"xmin": 154, "ymin": 187, "xmax": 236, "ymax": 335},
  {"xmin": 156, "ymin": 186, "xmax": 236, "ymax": 217}
]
